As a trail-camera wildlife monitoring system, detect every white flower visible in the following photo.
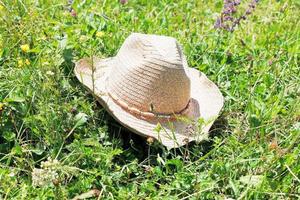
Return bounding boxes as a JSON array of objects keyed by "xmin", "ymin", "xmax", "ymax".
[
  {"xmin": 32, "ymin": 157, "xmax": 60, "ymax": 187},
  {"xmin": 32, "ymin": 168, "xmax": 58, "ymax": 187},
  {"xmin": 46, "ymin": 71, "xmax": 54, "ymax": 76},
  {"xmin": 9, "ymin": 172, "xmax": 15, "ymax": 177},
  {"xmin": 240, "ymin": 175, "xmax": 263, "ymax": 186}
]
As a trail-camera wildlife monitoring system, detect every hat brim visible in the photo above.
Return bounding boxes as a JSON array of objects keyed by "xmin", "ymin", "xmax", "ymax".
[{"xmin": 74, "ymin": 57, "xmax": 224, "ymax": 149}]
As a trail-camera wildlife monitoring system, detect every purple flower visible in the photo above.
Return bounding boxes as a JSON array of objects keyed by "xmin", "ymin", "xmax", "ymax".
[
  {"xmin": 70, "ymin": 9, "xmax": 77, "ymax": 17},
  {"xmin": 215, "ymin": 0, "xmax": 260, "ymax": 32},
  {"xmin": 234, "ymin": 0, "xmax": 241, "ymax": 6},
  {"xmin": 214, "ymin": 18, "xmax": 223, "ymax": 29}
]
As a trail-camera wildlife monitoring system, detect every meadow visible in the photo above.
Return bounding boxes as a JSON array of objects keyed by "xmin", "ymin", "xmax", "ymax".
[{"xmin": 0, "ymin": 0, "xmax": 299, "ymax": 199}]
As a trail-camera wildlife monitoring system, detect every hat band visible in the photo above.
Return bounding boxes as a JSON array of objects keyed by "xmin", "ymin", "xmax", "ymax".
[{"xmin": 108, "ymin": 92, "xmax": 190, "ymax": 121}]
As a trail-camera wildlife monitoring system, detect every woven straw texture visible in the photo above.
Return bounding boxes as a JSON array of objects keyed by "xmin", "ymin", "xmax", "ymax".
[{"xmin": 74, "ymin": 33, "xmax": 224, "ymax": 148}]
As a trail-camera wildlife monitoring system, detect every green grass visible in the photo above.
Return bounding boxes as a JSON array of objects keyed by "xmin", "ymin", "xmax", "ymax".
[{"xmin": 0, "ymin": 0, "xmax": 299, "ymax": 199}]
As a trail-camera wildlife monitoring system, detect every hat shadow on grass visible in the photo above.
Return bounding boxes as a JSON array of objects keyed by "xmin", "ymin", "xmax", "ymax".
[{"xmin": 106, "ymin": 107, "xmax": 229, "ymax": 162}]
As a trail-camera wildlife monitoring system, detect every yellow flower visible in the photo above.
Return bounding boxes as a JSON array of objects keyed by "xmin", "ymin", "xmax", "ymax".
[
  {"xmin": 0, "ymin": 103, "xmax": 4, "ymax": 111},
  {"xmin": 20, "ymin": 44, "xmax": 30, "ymax": 53},
  {"xmin": 25, "ymin": 59, "xmax": 30, "ymax": 65},
  {"xmin": 41, "ymin": 35, "xmax": 47, "ymax": 40},
  {"xmin": 0, "ymin": 5, "xmax": 4, "ymax": 11},
  {"xmin": 79, "ymin": 35, "xmax": 88, "ymax": 42},
  {"xmin": 17, "ymin": 59, "xmax": 23, "ymax": 67},
  {"xmin": 96, "ymin": 31, "xmax": 105, "ymax": 38}
]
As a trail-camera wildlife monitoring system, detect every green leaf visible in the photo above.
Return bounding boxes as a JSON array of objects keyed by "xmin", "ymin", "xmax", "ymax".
[
  {"xmin": 83, "ymin": 138, "xmax": 100, "ymax": 147},
  {"xmin": 74, "ymin": 112, "xmax": 88, "ymax": 128},
  {"xmin": 30, "ymin": 143, "xmax": 45, "ymax": 155},
  {"xmin": 3, "ymin": 132, "xmax": 16, "ymax": 141},
  {"xmin": 4, "ymin": 96, "xmax": 25, "ymax": 103},
  {"xmin": 166, "ymin": 158, "xmax": 183, "ymax": 172},
  {"xmin": 12, "ymin": 145, "xmax": 22, "ymax": 155}
]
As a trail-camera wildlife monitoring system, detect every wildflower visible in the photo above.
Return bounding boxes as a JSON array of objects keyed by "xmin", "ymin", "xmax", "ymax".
[
  {"xmin": 9, "ymin": 172, "xmax": 15, "ymax": 177},
  {"xmin": 215, "ymin": 0, "xmax": 260, "ymax": 32},
  {"xmin": 79, "ymin": 35, "xmax": 88, "ymax": 42},
  {"xmin": 20, "ymin": 44, "xmax": 30, "ymax": 53},
  {"xmin": 32, "ymin": 168, "xmax": 58, "ymax": 187},
  {"xmin": 25, "ymin": 59, "xmax": 30, "ymax": 65},
  {"xmin": 42, "ymin": 61, "xmax": 50, "ymax": 66},
  {"xmin": 268, "ymin": 59, "xmax": 273, "ymax": 65},
  {"xmin": 17, "ymin": 59, "xmax": 23, "ymax": 67},
  {"xmin": 96, "ymin": 31, "xmax": 105, "ymax": 38},
  {"xmin": 70, "ymin": 9, "xmax": 77, "ymax": 17},
  {"xmin": 41, "ymin": 35, "xmax": 47, "ymax": 40},
  {"xmin": 240, "ymin": 175, "xmax": 263, "ymax": 186},
  {"xmin": 146, "ymin": 137, "xmax": 154, "ymax": 145},
  {"xmin": 46, "ymin": 70, "xmax": 54, "ymax": 76},
  {"xmin": 32, "ymin": 157, "xmax": 60, "ymax": 187},
  {"xmin": 0, "ymin": 5, "xmax": 4, "ymax": 11}
]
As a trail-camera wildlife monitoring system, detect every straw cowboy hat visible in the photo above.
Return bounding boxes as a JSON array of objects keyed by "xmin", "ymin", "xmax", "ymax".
[{"xmin": 74, "ymin": 33, "xmax": 224, "ymax": 149}]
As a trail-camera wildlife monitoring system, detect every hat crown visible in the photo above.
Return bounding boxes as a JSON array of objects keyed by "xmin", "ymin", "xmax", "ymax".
[{"xmin": 107, "ymin": 33, "xmax": 191, "ymax": 115}]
